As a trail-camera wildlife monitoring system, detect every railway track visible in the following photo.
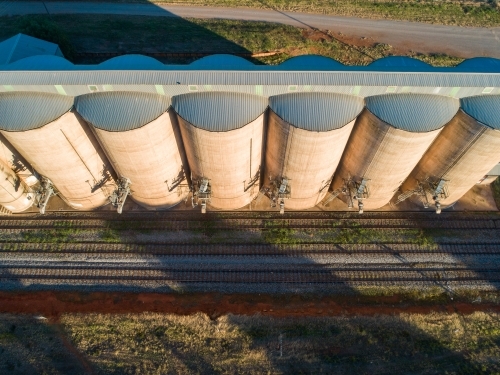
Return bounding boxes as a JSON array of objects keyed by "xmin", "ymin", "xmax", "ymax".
[
  {"xmin": 0, "ymin": 211, "xmax": 498, "ymax": 290},
  {"xmin": 0, "ymin": 217, "xmax": 499, "ymax": 230},
  {"xmin": 1, "ymin": 242, "xmax": 500, "ymax": 255},
  {"xmin": 1, "ymin": 266, "xmax": 499, "ymax": 283}
]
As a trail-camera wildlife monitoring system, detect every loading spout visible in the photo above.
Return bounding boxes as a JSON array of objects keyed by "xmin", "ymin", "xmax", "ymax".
[
  {"xmin": 35, "ymin": 178, "xmax": 54, "ymax": 215},
  {"xmin": 109, "ymin": 177, "xmax": 131, "ymax": 214}
]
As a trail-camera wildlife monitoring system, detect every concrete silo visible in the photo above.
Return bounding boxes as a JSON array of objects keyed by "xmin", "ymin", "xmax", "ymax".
[
  {"xmin": 173, "ymin": 92, "xmax": 268, "ymax": 211},
  {"xmin": 265, "ymin": 93, "xmax": 364, "ymax": 210},
  {"xmin": 0, "ymin": 133, "xmax": 38, "ymax": 188},
  {"xmin": 330, "ymin": 93, "xmax": 459, "ymax": 212},
  {"xmin": 76, "ymin": 91, "xmax": 188, "ymax": 210},
  {"xmin": 397, "ymin": 95, "xmax": 500, "ymax": 212},
  {"xmin": 0, "ymin": 92, "xmax": 116, "ymax": 211},
  {"xmin": 0, "ymin": 159, "xmax": 34, "ymax": 213}
]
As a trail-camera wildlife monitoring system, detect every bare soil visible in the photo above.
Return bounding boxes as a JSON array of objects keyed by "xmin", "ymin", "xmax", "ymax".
[{"xmin": 1, "ymin": 291, "xmax": 499, "ymax": 320}]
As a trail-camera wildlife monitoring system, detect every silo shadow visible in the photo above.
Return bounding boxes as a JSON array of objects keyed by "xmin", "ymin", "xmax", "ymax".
[{"xmin": 2, "ymin": 3, "xmax": 259, "ymax": 64}]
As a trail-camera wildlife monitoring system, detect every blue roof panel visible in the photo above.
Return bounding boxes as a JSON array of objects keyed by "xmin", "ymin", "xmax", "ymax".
[
  {"xmin": 369, "ymin": 56, "xmax": 431, "ymax": 69},
  {"xmin": 98, "ymin": 55, "xmax": 164, "ymax": 70},
  {"xmin": 190, "ymin": 55, "xmax": 254, "ymax": 70},
  {"xmin": 279, "ymin": 55, "xmax": 344, "ymax": 70},
  {"xmin": 6, "ymin": 55, "xmax": 73, "ymax": 70}
]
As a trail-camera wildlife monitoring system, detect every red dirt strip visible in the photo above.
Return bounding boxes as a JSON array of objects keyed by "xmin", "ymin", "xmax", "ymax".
[{"xmin": 1, "ymin": 292, "xmax": 499, "ymax": 318}]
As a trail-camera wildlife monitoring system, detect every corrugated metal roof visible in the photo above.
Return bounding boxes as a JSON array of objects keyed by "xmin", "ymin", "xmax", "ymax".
[
  {"xmin": 269, "ymin": 92, "xmax": 364, "ymax": 131},
  {"xmin": 0, "ymin": 34, "xmax": 62, "ymax": 66},
  {"xmin": 98, "ymin": 55, "xmax": 164, "ymax": 70},
  {"xmin": 190, "ymin": 55, "xmax": 254, "ymax": 70},
  {"xmin": 6, "ymin": 55, "xmax": 74, "ymax": 70},
  {"xmin": 368, "ymin": 56, "xmax": 431, "ymax": 68},
  {"xmin": 173, "ymin": 92, "xmax": 268, "ymax": 132},
  {"xmin": 365, "ymin": 93, "xmax": 459, "ymax": 132},
  {"xmin": 278, "ymin": 55, "xmax": 344, "ymax": 70},
  {"xmin": 2, "ymin": 69, "xmax": 500, "ymax": 87},
  {"xmin": 75, "ymin": 91, "xmax": 170, "ymax": 132},
  {"xmin": 460, "ymin": 95, "xmax": 500, "ymax": 130},
  {"xmin": 0, "ymin": 92, "xmax": 73, "ymax": 132}
]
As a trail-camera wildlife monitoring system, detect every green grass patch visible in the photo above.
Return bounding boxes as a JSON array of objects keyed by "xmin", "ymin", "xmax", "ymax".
[{"xmin": 20, "ymin": 226, "xmax": 84, "ymax": 243}]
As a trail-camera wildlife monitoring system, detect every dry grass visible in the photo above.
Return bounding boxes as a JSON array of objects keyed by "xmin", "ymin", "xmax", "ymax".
[
  {"xmin": 0, "ymin": 314, "xmax": 86, "ymax": 375},
  {"xmin": 60, "ymin": 311, "xmax": 500, "ymax": 374},
  {"xmin": 39, "ymin": 0, "xmax": 500, "ymax": 27}
]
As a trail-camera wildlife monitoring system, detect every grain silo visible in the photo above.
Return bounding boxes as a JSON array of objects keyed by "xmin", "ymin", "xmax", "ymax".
[
  {"xmin": 0, "ymin": 92, "xmax": 116, "ymax": 211},
  {"xmin": 330, "ymin": 93, "xmax": 459, "ymax": 212},
  {"xmin": 0, "ymin": 159, "xmax": 34, "ymax": 213},
  {"xmin": 173, "ymin": 92, "xmax": 268, "ymax": 211},
  {"xmin": 397, "ymin": 95, "xmax": 500, "ymax": 212},
  {"xmin": 265, "ymin": 92, "xmax": 364, "ymax": 210},
  {"xmin": 0, "ymin": 133, "xmax": 38, "ymax": 187},
  {"xmin": 76, "ymin": 91, "xmax": 188, "ymax": 210}
]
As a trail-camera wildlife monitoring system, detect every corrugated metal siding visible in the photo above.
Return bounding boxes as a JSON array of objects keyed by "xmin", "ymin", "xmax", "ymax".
[
  {"xmin": 173, "ymin": 92, "xmax": 268, "ymax": 132},
  {"xmin": 365, "ymin": 93, "xmax": 459, "ymax": 132},
  {"xmin": 0, "ymin": 92, "xmax": 73, "ymax": 131},
  {"xmin": 461, "ymin": 95, "xmax": 500, "ymax": 130},
  {"xmin": 0, "ymin": 85, "xmax": 497, "ymax": 100},
  {"xmin": 269, "ymin": 92, "xmax": 364, "ymax": 131},
  {"xmin": 1, "ymin": 69, "xmax": 500, "ymax": 87},
  {"xmin": 75, "ymin": 91, "xmax": 170, "ymax": 132}
]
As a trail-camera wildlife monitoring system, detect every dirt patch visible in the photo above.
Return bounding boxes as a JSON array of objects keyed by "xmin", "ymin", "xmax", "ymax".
[
  {"xmin": 301, "ymin": 28, "xmax": 333, "ymax": 42},
  {"xmin": 1, "ymin": 291, "xmax": 499, "ymax": 319}
]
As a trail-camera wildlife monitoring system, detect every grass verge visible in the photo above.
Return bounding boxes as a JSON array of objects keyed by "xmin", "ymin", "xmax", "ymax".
[
  {"xmin": 59, "ymin": 311, "xmax": 500, "ymax": 374},
  {"xmin": 36, "ymin": 0, "xmax": 500, "ymax": 27}
]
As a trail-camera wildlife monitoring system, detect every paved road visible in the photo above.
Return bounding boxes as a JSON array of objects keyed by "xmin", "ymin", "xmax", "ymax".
[{"xmin": 2, "ymin": 1, "xmax": 500, "ymax": 58}]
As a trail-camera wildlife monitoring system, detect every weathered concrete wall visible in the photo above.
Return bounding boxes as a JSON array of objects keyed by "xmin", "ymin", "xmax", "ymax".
[
  {"xmin": 92, "ymin": 111, "xmax": 188, "ymax": 210},
  {"xmin": 178, "ymin": 114, "xmax": 264, "ymax": 210},
  {"xmin": 265, "ymin": 110, "xmax": 355, "ymax": 210},
  {"xmin": 0, "ymin": 134, "xmax": 38, "ymax": 187},
  {"xmin": 331, "ymin": 109, "xmax": 442, "ymax": 210},
  {"xmin": 0, "ymin": 111, "xmax": 116, "ymax": 210},
  {"xmin": 400, "ymin": 110, "xmax": 500, "ymax": 206},
  {"xmin": 0, "ymin": 159, "xmax": 33, "ymax": 213}
]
